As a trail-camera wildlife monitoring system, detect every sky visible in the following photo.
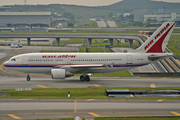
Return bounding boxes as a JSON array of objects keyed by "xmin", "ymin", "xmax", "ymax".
[{"xmin": 0, "ymin": 0, "xmax": 180, "ymax": 6}]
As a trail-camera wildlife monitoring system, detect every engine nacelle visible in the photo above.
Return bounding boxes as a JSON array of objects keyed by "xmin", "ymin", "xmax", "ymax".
[{"xmin": 51, "ymin": 69, "xmax": 74, "ymax": 79}]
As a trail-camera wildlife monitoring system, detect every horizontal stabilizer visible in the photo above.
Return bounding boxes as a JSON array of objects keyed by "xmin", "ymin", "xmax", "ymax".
[{"xmin": 148, "ymin": 53, "xmax": 173, "ymax": 61}]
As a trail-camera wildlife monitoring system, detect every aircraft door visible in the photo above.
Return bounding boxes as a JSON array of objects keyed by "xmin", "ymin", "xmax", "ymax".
[
  {"xmin": 67, "ymin": 58, "xmax": 71, "ymax": 65},
  {"xmin": 126, "ymin": 55, "xmax": 132, "ymax": 64},
  {"xmin": 22, "ymin": 56, "xmax": 28, "ymax": 65}
]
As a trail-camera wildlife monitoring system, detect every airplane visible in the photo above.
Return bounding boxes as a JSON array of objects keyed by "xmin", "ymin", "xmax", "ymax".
[{"xmin": 4, "ymin": 22, "xmax": 176, "ymax": 82}]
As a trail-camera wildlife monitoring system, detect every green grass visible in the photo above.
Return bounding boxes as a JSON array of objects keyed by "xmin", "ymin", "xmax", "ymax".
[
  {"xmin": 0, "ymin": 88, "xmax": 107, "ymax": 98},
  {"xmin": 168, "ymin": 35, "xmax": 180, "ymax": 56},
  {"xmin": 93, "ymin": 70, "xmax": 131, "ymax": 77},
  {"xmin": 88, "ymin": 47, "xmax": 111, "ymax": 52},
  {"xmin": 1, "ymin": 88, "xmax": 180, "ymax": 99},
  {"xmin": 76, "ymin": 21, "xmax": 98, "ymax": 28},
  {"xmin": 74, "ymin": 70, "xmax": 132, "ymax": 77},
  {"xmin": 92, "ymin": 41, "xmax": 138, "ymax": 48},
  {"xmin": 87, "ymin": 21, "xmax": 98, "ymax": 28},
  {"xmin": 79, "ymin": 47, "xmax": 86, "ymax": 52},
  {"xmin": 60, "ymin": 38, "xmax": 84, "ymax": 44}
]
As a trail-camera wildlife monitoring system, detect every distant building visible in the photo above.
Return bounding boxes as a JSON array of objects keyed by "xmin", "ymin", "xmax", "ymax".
[
  {"xmin": 134, "ymin": 9, "xmax": 180, "ymax": 26},
  {"xmin": 0, "ymin": 7, "xmax": 11, "ymax": 11},
  {"xmin": 89, "ymin": 18, "xmax": 96, "ymax": 21},
  {"xmin": 144, "ymin": 9, "xmax": 180, "ymax": 22},
  {"xmin": 115, "ymin": 13, "xmax": 132, "ymax": 17},
  {"xmin": 115, "ymin": 13, "xmax": 123, "ymax": 17},
  {"xmin": 51, "ymin": 14, "xmax": 67, "ymax": 28},
  {"xmin": 134, "ymin": 9, "xmax": 180, "ymax": 22},
  {"xmin": 0, "ymin": 12, "xmax": 51, "ymax": 27},
  {"xmin": 123, "ymin": 13, "xmax": 132, "ymax": 17}
]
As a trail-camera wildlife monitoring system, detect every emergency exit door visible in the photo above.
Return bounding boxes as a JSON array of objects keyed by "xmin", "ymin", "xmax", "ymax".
[
  {"xmin": 22, "ymin": 56, "xmax": 28, "ymax": 65},
  {"xmin": 126, "ymin": 55, "xmax": 132, "ymax": 64},
  {"xmin": 67, "ymin": 58, "xmax": 71, "ymax": 64}
]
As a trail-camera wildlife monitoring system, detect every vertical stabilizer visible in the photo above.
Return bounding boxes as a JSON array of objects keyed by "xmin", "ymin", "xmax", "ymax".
[{"xmin": 134, "ymin": 22, "xmax": 176, "ymax": 53}]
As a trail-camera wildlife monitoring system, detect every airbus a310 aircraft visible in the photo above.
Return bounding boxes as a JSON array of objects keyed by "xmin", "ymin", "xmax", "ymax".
[{"xmin": 4, "ymin": 22, "xmax": 176, "ymax": 82}]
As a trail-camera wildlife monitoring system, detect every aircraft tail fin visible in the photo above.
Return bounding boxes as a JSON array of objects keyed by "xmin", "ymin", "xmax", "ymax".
[{"xmin": 134, "ymin": 22, "xmax": 176, "ymax": 53}]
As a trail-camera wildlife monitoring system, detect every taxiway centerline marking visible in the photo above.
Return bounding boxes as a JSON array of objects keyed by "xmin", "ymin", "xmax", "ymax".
[
  {"xmin": 7, "ymin": 114, "xmax": 21, "ymax": 119},
  {"xmin": 19, "ymin": 99, "xmax": 32, "ymax": 101},
  {"xmin": 110, "ymin": 77, "xmax": 118, "ymax": 79},
  {"xmin": 88, "ymin": 112, "xmax": 100, "ymax": 117},
  {"xmin": 74, "ymin": 100, "xmax": 76, "ymax": 113},
  {"xmin": 171, "ymin": 111, "xmax": 180, "ymax": 116},
  {"xmin": 36, "ymin": 85, "xmax": 47, "ymax": 88},
  {"xmin": 86, "ymin": 99, "xmax": 95, "ymax": 101},
  {"xmin": 0, "ymin": 58, "xmax": 12, "ymax": 74},
  {"xmin": 15, "ymin": 50, "xmax": 22, "ymax": 56},
  {"xmin": 162, "ymin": 77, "xmax": 167, "ymax": 79},
  {"xmin": 148, "ymin": 78, "xmax": 155, "ymax": 85},
  {"xmin": 0, "ymin": 50, "xmax": 22, "ymax": 75},
  {"xmin": 93, "ymin": 84, "xmax": 100, "ymax": 87},
  {"xmin": 157, "ymin": 99, "xmax": 163, "ymax": 102}
]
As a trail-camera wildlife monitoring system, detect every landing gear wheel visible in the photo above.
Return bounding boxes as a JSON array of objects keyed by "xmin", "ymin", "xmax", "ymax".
[
  {"xmin": 85, "ymin": 75, "xmax": 90, "ymax": 82},
  {"xmin": 80, "ymin": 75, "xmax": 85, "ymax": 82},
  {"xmin": 26, "ymin": 75, "xmax": 31, "ymax": 81},
  {"xmin": 80, "ymin": 75, "xmax": 90, "ymax": 82}
]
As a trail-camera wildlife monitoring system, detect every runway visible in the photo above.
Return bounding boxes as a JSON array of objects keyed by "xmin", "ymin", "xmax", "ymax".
[{"xmin": 0, "ymin": 99, "xmax": 180, "ymax": 119}]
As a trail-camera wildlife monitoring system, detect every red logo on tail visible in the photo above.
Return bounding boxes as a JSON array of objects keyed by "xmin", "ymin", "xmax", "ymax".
[{"xmin": 144, "ymin": 23, "xmax": 170, "ymax": 51}]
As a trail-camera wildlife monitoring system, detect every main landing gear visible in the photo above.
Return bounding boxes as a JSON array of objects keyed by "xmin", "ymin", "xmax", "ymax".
[
  {"xmin": 26, "ymin": 74, "xmax": 31, "ymax": 81},
  {"xmin": 80, "ymin": 75, "xmax": 90, "ymax": 82}
]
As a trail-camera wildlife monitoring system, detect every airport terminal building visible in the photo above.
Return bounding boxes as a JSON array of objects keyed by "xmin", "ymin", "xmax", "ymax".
[
  {"xmin": 0, "ymin": 12, "xmax": 52, "ymax": 27},
  {"xmin": 134, "ymin": 9, "xmax": 180, "ymax": 26}
]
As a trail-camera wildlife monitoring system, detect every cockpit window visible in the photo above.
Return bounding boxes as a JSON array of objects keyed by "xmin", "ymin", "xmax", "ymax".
[{"xmin": 11, "ymin": 58, "xmax": 16, "ymax": 61}]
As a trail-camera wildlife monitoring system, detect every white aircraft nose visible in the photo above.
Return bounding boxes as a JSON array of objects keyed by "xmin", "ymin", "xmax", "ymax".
[{"xmin": 3, "ymin": 61, "xmax": 9, "ymax": 67}]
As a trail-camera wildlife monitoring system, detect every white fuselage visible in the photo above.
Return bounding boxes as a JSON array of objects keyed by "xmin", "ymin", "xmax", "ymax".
[{"xmin": 4, "ymin": 52, "xmax": 172, "ymax": 74}]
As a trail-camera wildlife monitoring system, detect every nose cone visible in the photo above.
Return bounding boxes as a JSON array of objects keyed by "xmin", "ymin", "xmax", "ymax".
[{"xmin": 3, "ymin": 61, "xmax": 9, "ymax": 67}]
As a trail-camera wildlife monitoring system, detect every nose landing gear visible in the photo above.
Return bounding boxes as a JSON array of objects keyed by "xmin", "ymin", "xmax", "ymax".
[{"xmin": 26, "ymin": 74, "xmax": 31, "ymax": 81}]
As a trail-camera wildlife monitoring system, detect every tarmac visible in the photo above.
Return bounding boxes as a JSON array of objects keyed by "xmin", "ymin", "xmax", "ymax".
[{"xmin": 0, "ymin": 99, "xmax": 180, "ymax": 119}]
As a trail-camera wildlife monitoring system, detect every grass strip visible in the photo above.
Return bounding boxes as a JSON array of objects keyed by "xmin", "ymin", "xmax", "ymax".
[{"xmin": 0, "ymin": 88, "xmax": 180, "ymax": 99}]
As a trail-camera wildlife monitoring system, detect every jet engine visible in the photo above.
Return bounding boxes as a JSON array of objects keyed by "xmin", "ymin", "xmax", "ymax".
[{"xmin": 51, "ymin": 69, "xmax": 74, "ymax": 79}]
